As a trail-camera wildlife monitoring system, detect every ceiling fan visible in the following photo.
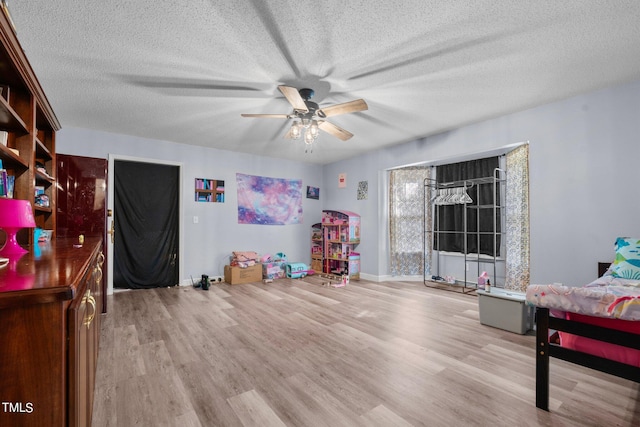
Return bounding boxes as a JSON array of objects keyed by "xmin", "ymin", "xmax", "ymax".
[{"xmin": 241, "ymin": 86, "xmax": 368, "ymax": 151}]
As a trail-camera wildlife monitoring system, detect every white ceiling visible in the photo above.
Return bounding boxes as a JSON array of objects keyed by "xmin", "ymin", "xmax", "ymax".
[{"xmin": 8, "ymin": 1, "xmax": 640, "ymax": 164}]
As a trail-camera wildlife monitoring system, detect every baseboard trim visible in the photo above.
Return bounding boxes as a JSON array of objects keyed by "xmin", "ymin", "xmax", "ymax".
[
  {"xmin": 181, "ymin": 274, "xmax": 424, "ymax": 285},
  {"xmin": 359, "ymin": 273, "xmax": 423, "ymax": 282}
]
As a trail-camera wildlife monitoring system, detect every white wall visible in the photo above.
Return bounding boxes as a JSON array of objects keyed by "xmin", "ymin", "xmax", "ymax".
[
  {"xmin": 322, "ymin": 79, "xmax": 640, "ymax": 287},
  {"xmin": 56, "ymin": 128, "xmax": 323, "ymax": 283},
  {"xmin": 59, "ymin": 78, "xmax": 640, "ymax": 288}
]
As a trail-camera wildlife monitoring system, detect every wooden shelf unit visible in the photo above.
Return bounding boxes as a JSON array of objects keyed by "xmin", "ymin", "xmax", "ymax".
[
  {"xmin": 311, "ymin": 222, "xmax": 323, "ymax": 272},
  {"xmin": 0, "ymin": 7, "xmax": 60, "ymax": 240}
]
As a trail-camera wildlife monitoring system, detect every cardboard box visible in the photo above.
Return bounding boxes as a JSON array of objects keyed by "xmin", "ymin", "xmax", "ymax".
[{"xmin": 224, "ymin": 264, "xmax": 262, "ymax": 284}]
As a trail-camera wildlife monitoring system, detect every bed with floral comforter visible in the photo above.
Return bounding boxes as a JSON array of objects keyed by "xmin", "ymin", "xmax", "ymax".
[{"xmin": 527, "ymin": 238, "xmax": 640, "ymax": 411}]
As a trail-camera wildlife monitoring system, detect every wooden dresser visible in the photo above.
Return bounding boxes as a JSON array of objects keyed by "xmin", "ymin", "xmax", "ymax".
[{"xmin": 0, "ymin": 237, "xmax": 103, "ymax": 426}]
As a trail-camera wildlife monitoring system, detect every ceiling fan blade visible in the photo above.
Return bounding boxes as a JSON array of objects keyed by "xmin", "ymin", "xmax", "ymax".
[
  {"xmin": 278, "ymin": 85, "xmax": 308, "ymax": 112},
  {"xmin": 318, "ymin": 121, "xmax": 353, "ymax": 141},
  {"xmin": 119, "ymin": 75, "xmax": 270, "ymax": 97},
  {"xmin": 318, "ymin": 99, "xmax": 368, "ymax": 118},
  {"xmin": 241, "ymin": 114, "xmax": 291, "ymax": 119}
]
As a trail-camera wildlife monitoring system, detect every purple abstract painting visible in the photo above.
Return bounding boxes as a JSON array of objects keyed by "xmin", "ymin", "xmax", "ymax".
[{"xmin": 236, "ymin": 173, "xmax": 303, "ymax": 225}]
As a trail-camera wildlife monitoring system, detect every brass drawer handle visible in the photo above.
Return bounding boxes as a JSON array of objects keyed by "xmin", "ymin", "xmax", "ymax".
[
  {"xmin": 82, "ymin": 290, "xmax": 96, "ymax": 328},
  {"xmin": 95, "ymin": 266, "xmax": 103, "ymax": 284}
]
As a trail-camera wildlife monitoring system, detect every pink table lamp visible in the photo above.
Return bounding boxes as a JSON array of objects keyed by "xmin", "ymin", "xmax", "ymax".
[
  {"xmin": 0, "ymin": 252, "xmax": 36, "ymax": 291},
  {"xmin": 0, "ymin": 198, "xmax": 36, "ymax": 256}
]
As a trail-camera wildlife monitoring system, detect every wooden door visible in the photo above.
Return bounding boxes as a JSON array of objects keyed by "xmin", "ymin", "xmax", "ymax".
[{"xmin": 56, "ymin": 154, "xmax": 108, "ymax": 311}]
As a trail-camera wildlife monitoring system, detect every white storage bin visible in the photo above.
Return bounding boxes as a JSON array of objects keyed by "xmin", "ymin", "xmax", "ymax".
[{"xmin": 477, "ymin": 288, "xmax": 532, "ymax": 334}]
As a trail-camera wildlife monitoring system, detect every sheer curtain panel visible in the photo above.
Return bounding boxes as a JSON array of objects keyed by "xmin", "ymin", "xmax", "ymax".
[
  {"xmin": 389, "ymin": 167, "xmax": 430, "ymax": 276},
  {"xmin": 504, "ymin": 144, "xmax": 530, "ymax": 291}
]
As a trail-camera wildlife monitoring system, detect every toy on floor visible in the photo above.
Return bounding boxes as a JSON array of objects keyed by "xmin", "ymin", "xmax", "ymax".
[
  {"xmin": 330, "ymin": 275, "xmax": 349, "ymax": 288},
  {"xmin": 318, "ymin": 274, "xmax": 349, "ymax": 288},
  {"xmin": 285, "ymin": 262, "xmax": 315, "ymax": 279}
]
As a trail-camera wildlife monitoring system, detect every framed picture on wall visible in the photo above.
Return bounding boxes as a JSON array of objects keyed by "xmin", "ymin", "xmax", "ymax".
[
  {"xmin": 338, "ymin": 173, "xmax": 347, "ymax": 188},
  {"xmin": 306, "ymin": 186, "xmax": 319, "ymax": 199},
  {"xmin": 195, "ymin": 178, "xmax": 225, "ymax": 202},
  {"xmin": 357, "ymin": 181, "xmax": 368, "ymax": 200}
]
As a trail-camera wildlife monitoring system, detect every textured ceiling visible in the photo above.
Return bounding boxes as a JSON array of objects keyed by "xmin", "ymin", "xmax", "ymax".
[{"xmin": 8, "ymin": 1, "xmax": 640, "ymax": 164}]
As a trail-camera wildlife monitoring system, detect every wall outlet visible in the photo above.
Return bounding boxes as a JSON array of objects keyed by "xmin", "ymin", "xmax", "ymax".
[{"xmin": 210, "ymin": 276, "xmax": 223, "ymax": 283}]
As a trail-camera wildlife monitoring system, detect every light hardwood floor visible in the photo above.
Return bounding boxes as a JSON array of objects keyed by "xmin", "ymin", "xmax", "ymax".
[{"xmin": 92, "ymin": 277, "xmax": 640, "ymax": 426}]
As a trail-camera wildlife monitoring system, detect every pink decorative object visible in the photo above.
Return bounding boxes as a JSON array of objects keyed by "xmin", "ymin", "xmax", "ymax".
[
  {"xmin": 0, "ymin": 253, "xmax": 35, "ymax": 291},
  {"xmin": 478, "ymin": 271, "xmax": 489, "ymax": 290},
  {"xmin": 0, "ymin": 198, "xmax": 36, "ymax": 256}
]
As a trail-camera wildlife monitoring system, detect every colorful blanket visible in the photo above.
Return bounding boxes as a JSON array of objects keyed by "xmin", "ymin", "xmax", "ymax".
[{"xmin": 526, "ymin": 275, "xmax": 640, "ymax": 321}]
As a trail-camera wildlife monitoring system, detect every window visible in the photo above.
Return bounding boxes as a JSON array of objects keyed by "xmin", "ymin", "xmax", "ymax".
[{"xmin": 434, "ymin": 156, "xmax": 501, "ymax": 256}]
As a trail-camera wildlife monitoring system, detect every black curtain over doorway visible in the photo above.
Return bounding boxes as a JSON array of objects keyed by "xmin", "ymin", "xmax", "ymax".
[{"xmin": 113, "ymin": 161, "xmax": 179, "ymax": 289}]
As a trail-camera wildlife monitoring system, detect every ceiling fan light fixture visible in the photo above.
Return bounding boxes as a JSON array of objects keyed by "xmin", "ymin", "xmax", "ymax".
[
  {"xmin": 309, "ymin": 120, "xmax": 319, "ymax": 138},
  {"xmin": 241, "ymin": 85, "xmax": 368, "ymax": 151},
  {"xmin": 304, "ymin": 129, "xmax": 315, "ymax": 145},
  {"xmin": 290, "ymin": 121, "xmax": 301, "ymax": 139}
]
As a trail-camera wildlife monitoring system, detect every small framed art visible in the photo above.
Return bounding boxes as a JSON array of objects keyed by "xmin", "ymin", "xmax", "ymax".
[{"xmin": 306, "ymin": 186, "xmax": 319, "ymax": 200}]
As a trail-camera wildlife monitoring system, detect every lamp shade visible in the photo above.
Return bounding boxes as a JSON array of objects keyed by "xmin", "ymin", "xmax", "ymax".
[{"xmin": 0, "ymin": 198, "xmax": 36, "ymax": 255}]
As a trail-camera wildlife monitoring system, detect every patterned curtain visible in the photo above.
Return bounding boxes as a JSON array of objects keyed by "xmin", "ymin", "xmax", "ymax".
[
  {"xmin": 504, "ymin": 144, "xmax": 530, "ymax": 291},
  {"xmin": 389, "ymin": 166, "xmax": 430, "ymax": 276}
]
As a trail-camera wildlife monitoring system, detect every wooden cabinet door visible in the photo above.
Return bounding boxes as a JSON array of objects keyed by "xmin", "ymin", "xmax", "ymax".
[
  {"xmin": 68, "ymin": 283, "xmax": 97, "ymax": 427},
  {"xmin": 87, "ymin": 262, "xmax": 103, "ymax": 420}
]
